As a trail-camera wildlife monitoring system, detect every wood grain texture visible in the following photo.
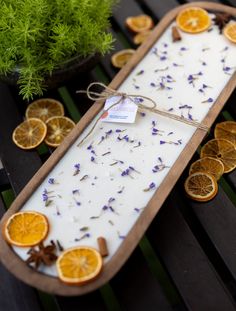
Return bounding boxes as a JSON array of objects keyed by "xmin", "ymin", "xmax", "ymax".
[{"xmin": 0, "ymin": 2, "xmax": 236, "ymax": 296}]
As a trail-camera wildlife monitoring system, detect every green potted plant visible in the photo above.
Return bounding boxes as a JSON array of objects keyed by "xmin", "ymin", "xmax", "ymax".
[{"xmin": 0, "ymin": 0, "xmax": 117, "ymax": 100}]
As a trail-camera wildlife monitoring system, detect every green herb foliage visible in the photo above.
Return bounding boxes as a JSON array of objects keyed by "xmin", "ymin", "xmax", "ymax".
[{"xmin": 0, "ymin": 0, "xmax": 117, "ymax": 100}]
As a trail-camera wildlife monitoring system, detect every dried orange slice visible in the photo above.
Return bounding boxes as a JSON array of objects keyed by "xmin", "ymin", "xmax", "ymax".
[
  {"xmin": 215, "ymin": 121, "xmax": 236, "ymax": 146},
  {"xmin": 126, "ymin": 15, "xmax": 154, "ymax": 33},
  {"xmin": 223, "ymin": 22, "xmax": 236, "ymax": 43},
  {"xmin": 176, "ymin": 7, "xmax": 211, "ymax": 33},
  {"xmin": 56, "ymin": 246, "xmax": 102, "ymax": 285},
  {"xmin": 45, "ymin": 116, "xmax": 75, "ymax": 147},
  {"xmin": 201, "ymin": 139, "xmax": 236, "ymax": 173},
  {"xmin": 12, "ymin": 118, "xmax": 47, "ymax": 150},
  {"xmin": 4, "ymin": 211, "xmax": 49, "ymax": 247},
  {"xmin": 184, "ymin": 172, "xmax": 218, "ymax": 202},
  {"xmin": 133, "ymin": 30, "xmax": 152, "ymax": 45},
  {"xmin": 189, "ymin": 157, "xmax": 224, "ymax": 181},
  {"xmin": 111, "ymin": 49, "xmax": 135, "ymax": 69},
  {"xmin": 26, "ymin": 98, "xmax": 64, "ymax": 123}
]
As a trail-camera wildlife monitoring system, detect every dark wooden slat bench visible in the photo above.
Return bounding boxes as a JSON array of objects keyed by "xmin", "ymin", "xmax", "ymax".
[{"xmin": 147, "ymin": 190, "xmax": 236, "ymax": 310}]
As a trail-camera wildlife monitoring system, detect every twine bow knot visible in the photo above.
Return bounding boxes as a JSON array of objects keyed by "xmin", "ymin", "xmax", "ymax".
[{"xmin": 76, "ymin": 82, "xmax": 208, "ymax": 146}]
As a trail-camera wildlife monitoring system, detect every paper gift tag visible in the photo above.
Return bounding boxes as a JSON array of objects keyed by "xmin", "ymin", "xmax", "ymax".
[{"xmin": 101, "ymin": 96, "xmax": 138, "ymax": 123}]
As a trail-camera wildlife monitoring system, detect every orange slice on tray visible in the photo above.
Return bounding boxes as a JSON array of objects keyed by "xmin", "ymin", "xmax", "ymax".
[
  {"xmin": 200, "ymin": 139, "xmax": 236, "ymax": 173},
  {"xmin": 126, "ymin": 15, "xmax": 154, "ymax": 33},
  {"xmin": 184, "ymin": 172, "xmax": 218, "ymax": 202},
  {"xmin": 223, "ymin": 22, "xmax": 236, "ymax": 43},
  {"xmin": 111, "ymin": 49, "xmax": 135, "ymax": 69},
  {"xmin": 45, "ymin": 116, "xmax": 75, "ymax": 147},
  {"xmin": 176, "ymin": 7, "xmax": 211, "ymax": 33},
  {"xmin": 26, "ymin": 98, "xmax": 64, "ymax": 123},
  {"xmin": 189, "ymin": 157, "xmax": 224, "ymax": 181},
  {"xmin": 215, "ymin": 121, "xmax": 236, "ymax": 146},
  {"xmin": 133, "ymin": 30, "xmax": 152, "ymax": 45},
  {"xmin": 56, "ymin": 246, "xmax": 103, "ymax": 285},
  {"xmin": 12, "ymin": 118, "xmax": 47, "ymax": 150},
  {"xmin": 4, "ymin": 211, "xmax": 49, "ymax": 247}
]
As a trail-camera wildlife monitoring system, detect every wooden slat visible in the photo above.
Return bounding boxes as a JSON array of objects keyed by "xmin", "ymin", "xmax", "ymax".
[
  {"xmin": 0, "ymin": 84, "xmax": 42, "ymax": 194},
  {"xmin": 186, "ymin": 0, "xmax": 221, "ymax": 3},
  {"xmin": 112, "ymin": 0, "xmax": 144, "ymax": 45},
  {"xmin": 226, "ymin": 171, "xmax": 236, "ymax": 192},
  {"xmin": 226, "ymin": 0, "xmax": 236, "ymax": 7},
  {"xmin": 140, "ymin": 0, "xmax": 179, "ymax": 20},
  {"xmin": 0, "ymin": 196, "xmax": 42, "ymax": 311},
  {"xmin": 110, "ymin": 248, "xmax": 173, "ymax": 310},
  {"xmin": 146, "ymin": 190, "xmax": 236, "ymax": 310}
]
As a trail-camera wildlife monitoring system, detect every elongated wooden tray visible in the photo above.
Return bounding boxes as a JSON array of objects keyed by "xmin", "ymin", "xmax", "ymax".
[{"xmin": 0, "ymin": 2, "xmax": 236, "ymax": 296}]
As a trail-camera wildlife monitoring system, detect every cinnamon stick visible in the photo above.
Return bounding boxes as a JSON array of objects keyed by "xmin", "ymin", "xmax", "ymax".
[
  {"xmin": 97, "ymin": 237, "xmax": 109, "ymax": 257},
  {"xmin": 172, "ymin": 26, "xmax": 182, "ymax": 42}
]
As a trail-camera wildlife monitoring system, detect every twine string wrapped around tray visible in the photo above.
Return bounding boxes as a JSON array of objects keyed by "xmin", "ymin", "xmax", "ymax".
[{"xmin": 77, "ymin": 82, "xmax": 209, "ymax": 146}]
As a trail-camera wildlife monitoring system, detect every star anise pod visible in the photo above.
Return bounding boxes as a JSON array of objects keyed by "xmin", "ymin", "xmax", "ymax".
[
  {"xmin": 213, "ymin": 13, "xmax": 232, "ymax": 33},
  {"xmin": 26, "ymin": 241, "xmax": 58, "ymax": 269}
]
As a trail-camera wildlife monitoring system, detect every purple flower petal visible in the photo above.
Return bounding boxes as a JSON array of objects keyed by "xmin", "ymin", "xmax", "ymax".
[
  {"xmin": 149, "ymin": 182, "xmax": 156, "ymax": 189},
  {"xmin": 108, "ymin": 197, "xmax": 115, "ymax": 203},
  {"xmin": 48, "ymin": 178, "xmax": 55, "ymax": 184},
  {"xmin": 74, "ymin": 163, "xmax": 80, "ymax": 170}
]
